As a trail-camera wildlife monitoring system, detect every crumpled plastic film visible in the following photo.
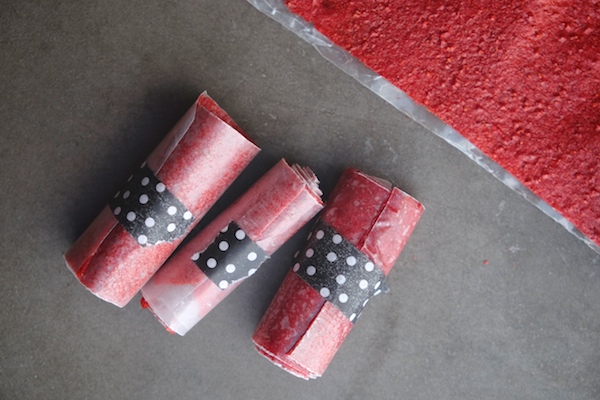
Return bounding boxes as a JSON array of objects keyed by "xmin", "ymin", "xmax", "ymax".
[{"xmin": 246, "ymin": 0, "xmax": 600, "ymax": 254}]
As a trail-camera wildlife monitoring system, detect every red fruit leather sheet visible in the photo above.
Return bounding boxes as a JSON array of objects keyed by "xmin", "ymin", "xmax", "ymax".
[
  {"xmin": 141, "ymin": 159, "xmax": 324, "ymax": 336},
  {"xmin": 252, "ymin": 168, "xmax": 424, "ymax": 379},
  {"xmin": 248, "ymin": 0, "xmax": 600, "ymax": 252},
  {"xmin": 65, "ymin": 93, "xmax": 260, "ymax": 307}
]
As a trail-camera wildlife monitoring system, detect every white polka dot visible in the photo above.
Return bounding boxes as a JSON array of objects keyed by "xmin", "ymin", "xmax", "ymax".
[
  {"xmin": 374, "ymin": 281, "xmax": 381, "ymax": 290},
  {"xmin": 127, "ymin": 175, "xmax": 133, "ymax": 182},
  {"xmin": 206, "ymin": 258, "xmax": 217, "ymax": 268},
  {"xmin": 167, "ymin": 223, "xmax": 176, "ymax": 232},
  {"xmin": 225, "ymin": 264, "xmax": 236, "ymax": 273},
  {"xmin": 141, "ymin": 177, "xmax": 150, "ymax": 186},
  {"xmin": 339, "ymin": 293, "xmax": 348, "ymax": 303},
  {"xmin": 219, "ymin": 241, "xmax": 229, "ymax": 251},
  {"xmin": 167, "ymin": 206, "xmax": 177, "ymax": 215},
  {"xmin": 305, "ymin": 248, "xmax": 314, "ymax": 258},
  {"xmin": 332, "ymin": 234, "xmax": 342, "ymax": 244},
  {"xmin": 315, "ymin": 230, "xmax": 324, "ymax": 240},
  {"xmin": 248, "ymin": 268, "xmax": 257, "ymax": 276},
  {"xmin": 306, "ymin": 266, "xmax": 316, "ymax": 276},
  {"xmin": 363, "ymin": 298, "xmax": 370, "ymax": 307},
  {"xmin": 293, "ymin": 263, "xmax": 300, "ymax": 272},
  {"xmin": 365, "ymin": 262, "xmax": 375, "ymax": 272},
  {"xmin": 126, "ymin": 211, "xmax": 136, "ymax": 221},
  {"xmin": 221, "ymin": 225, "xmax": 229, "ymax": 233},
  {"xmin": 346, "ymin": 256, "xmax": 356, "ymax": 266},
  {"xmin": 137, "ymin": 235, "xmax": 147, "ymax": 245},
  {"xmin": 359, "ymin": 279, "xmax": 369, "ymax": 290},
  {"xmin": 140, "ymin": 161, "xmax": 146, "ymax": 168},
  {"xmin": 374, "ymin": 289, "xmax": 382, "ymax": 296},
  {"xmin": 219, "ymin": 280, "xmax": 229, "ymax": 289},
  {"xmin": 320, "ymin": 287, "xmax": 330, "ymax": 297},
  {"xmin": 139, "ymin": 194, "xmax": 149, "ymax": 204},
  {"xmin": 123, "ymin": 191, "xmax": 130, "ymax": 199},
  {"xmin": 336, "ymin": 275, "xmax": 346, "ymax": 285},
  {"xmin": 191, "ymin": 252, "xmax": 200, "ymax": 261},
  {"xmin": 145, "ymin": 217, "xmax": 155, "ymax": 227},
  {"xmin": 114, "ymin": 191, "xmax": 120, "ymax": 199},
  {"xmin": 349, "ymin": 313, "xmax": 357, "ymax": 322},
  {"xmin": 326, "ymin": 252, "xmax": 337, "ymax": 262},
  {"xmin": 113, "ymin": 206, "xmax": 121, "ymax": 216},
  {"xmin": 294, "ymin": 250, "xmax": 299, "ymax": 258},
  {"xmin": 247, "ymin": 252, "xmax": 257, "ymax": 261},
  {"xmin": 156, "ymin": 182, "xmax": 166, "ymax": 193},
  {"xmin": 183, "ymin": 211, "xmax": 192, "ymax": 220},
  {"xmin": 307, "ymin": 232, "xmax": 312, "ymax": 240},
  {"xmin": 235, "ymin": 229, "xmax": 246, "ymax": 240}
]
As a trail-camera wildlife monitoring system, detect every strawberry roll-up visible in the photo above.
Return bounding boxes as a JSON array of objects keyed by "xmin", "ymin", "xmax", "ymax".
[
  {"xmin": 65, "ymin": 93, "xmax": 260, "ymax": 307},
  {"xmin": 140, "ymin": 159, "xmax": 324, "ymax": 336},
  {"xmin": 252, "ymin": 168, "xmax": 424, "ymax": 379}
]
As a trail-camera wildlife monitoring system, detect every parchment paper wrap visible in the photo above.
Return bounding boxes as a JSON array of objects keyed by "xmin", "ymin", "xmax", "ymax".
[
  {"xmin": 65, "ymin": 93, "xmax": 260, "ymax": 307},
  {"xmin": 141, "ymin": 159, "xmax": 324, "ymax": 335},
  {"xmin": 252, "ymin": 168, "xmax": 424, "ymax": 379}
]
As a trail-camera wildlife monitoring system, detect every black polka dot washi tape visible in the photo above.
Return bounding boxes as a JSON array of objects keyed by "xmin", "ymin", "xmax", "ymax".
[
  {"xmin": 192, "ymin": 222, "xmax": 269, "ymax": 290},
  {"xmin": 109, "ymin": 162, "xmax": 195, "ymax": 246},
  {"xmin": 293, "ymin": 219, "xmax": 389, "ymax": 323}
]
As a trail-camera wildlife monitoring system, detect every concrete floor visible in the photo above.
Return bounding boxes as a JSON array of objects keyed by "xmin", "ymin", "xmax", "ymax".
[{"xmin": 1, "ymin": 1, "xmax": 599, "ymax": 399}]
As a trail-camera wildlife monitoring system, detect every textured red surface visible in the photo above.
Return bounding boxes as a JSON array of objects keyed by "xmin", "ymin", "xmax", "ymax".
[
  {"xmin": 140, "ymin": 160, "xmax": 324, "ymax": 335},
  {"xmin": 286, "ymin": 0, "xmax": 600, "ymax": 246},
  {"xmin": 64, "ymin": 94, "xmax": 260, "ymax": 307},
  {"xmin": 252, "ymin": 168, "xmax": 424, "ymax": 379}
]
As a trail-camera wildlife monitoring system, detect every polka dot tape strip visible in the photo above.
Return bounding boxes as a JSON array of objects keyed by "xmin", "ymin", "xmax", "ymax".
[
  {"xmin": 293, "ymin": 219, "xmax": 389, "ymax": 323},
  {"xmin": 109, "ymin": 162, "xmax": 195, "ymax": 246},
  {"xmin": 193, "ymin": 221, "xmax": 268, "ymax": 290}
]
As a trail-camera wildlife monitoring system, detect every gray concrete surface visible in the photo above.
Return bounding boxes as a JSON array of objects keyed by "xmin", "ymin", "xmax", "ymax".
[{"xmin": 1, "ymin": 1, "xmax": 599, "ymax": 399}]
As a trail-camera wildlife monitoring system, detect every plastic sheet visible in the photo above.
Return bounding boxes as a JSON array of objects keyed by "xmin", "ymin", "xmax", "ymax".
[{"xmin": 246, "ymin": 0, "xmax": 599, "ymax": 254}]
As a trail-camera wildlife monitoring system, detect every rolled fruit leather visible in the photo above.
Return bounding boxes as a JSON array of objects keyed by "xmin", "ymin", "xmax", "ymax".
[
  {"xmin": 252, "ymin": 168, "xmax": 424, "ymax": 379},
  {"xmin": 65, "ymin": 93, "xmax": 260, "ymax": 307},
  {"xmin": 140, "ymin": 159, "xmax": 324, "ymax": 336}
]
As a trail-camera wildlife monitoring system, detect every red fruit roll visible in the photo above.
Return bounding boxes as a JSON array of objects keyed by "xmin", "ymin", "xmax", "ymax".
[
  {"xmin": 252, "ymin": 168, "xmax": 424, "ymax": 379},
  {"xmin": 140, "ymin": 159, "xmax": 324, "ymax": 335},
  {"xmin": 65, "ymin": 93, "xmax": 260, "ymax": 307}
]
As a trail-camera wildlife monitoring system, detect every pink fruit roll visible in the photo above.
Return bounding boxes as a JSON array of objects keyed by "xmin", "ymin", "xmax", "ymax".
[
  {"xmin": 140, "ymin": 159, "xmax": 324, "ymax": 336},
  {"xmin": 65, "ymin": 93, "xmax": 260, "ymax": 307},
  {"xmin": 252, "ymin": 168, "xmax": 424, "ymax": 379}
]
